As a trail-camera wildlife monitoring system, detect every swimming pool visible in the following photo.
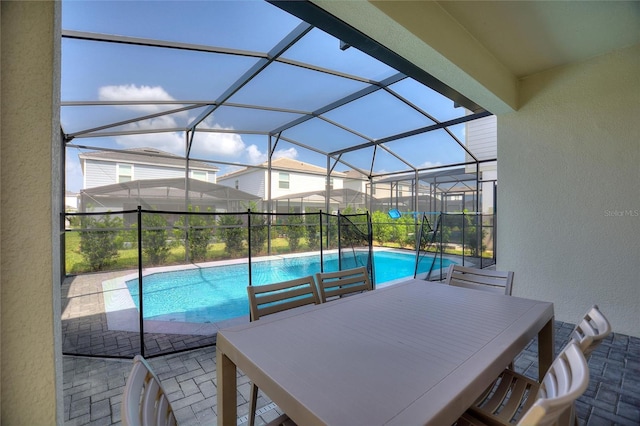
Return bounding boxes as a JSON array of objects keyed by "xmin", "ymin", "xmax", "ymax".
[{"xmin": 125, "ymin": 250, "xmax": 456, "ymax": 324}]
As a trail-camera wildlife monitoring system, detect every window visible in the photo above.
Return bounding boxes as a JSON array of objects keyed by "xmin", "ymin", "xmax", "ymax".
[
  {"xmin": 117, "ymin": 164, "xmax": 133, "ymax": 182},
  {"xmin": 279, "ymin": 172, "xmax": 290, "ymax": 189},
  {"xmin": 235, "ymin": 180, "xmax": 239, "ymax": 190},
  {"xmin": 191, "ymin": 170, "xmax": 207, "ymax": 182},
  {"xmin": 327, "ymin": 177, "xmax": 334, "ymax": 189}
]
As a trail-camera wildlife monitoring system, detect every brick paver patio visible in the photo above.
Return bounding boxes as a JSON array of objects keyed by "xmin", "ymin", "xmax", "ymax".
[{"xmin": 63, "ymin": 320, "xmax": 640, "ymax": 425}]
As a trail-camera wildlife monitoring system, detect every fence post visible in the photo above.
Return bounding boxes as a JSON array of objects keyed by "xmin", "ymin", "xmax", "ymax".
[
  {"xmin": 137, "ymin": 206, "xmax": 145, "ymax": 357},
  {"xmin": 439, "ymin": 212, "xmax": 444, "ymax": 281},
  {"xmin": 337, "ymin": 210, "xmax": 342, "ymax": 271},
  {"xmin": 247, "ymin": 209, "xmax": 252, "ymax": 287},
  {"xmin": 367, "ymin": 211, "xmax": 375, "ymax": 288},
  {"xmin": 319, "ymin": 210, "xmax": 324, "ymax": 273},
  {"xmin": 461, "ymin": 211, "xmax": 466, "ymax": 266}
]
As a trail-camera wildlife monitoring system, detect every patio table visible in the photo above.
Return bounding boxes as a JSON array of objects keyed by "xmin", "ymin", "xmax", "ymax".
[{"xmin": 216, "ymin": 279, "xmax": 554, "ymax": 426}]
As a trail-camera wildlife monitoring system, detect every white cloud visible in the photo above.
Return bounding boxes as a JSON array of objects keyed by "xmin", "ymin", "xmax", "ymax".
[
  {"xmin": 99, "ymin": 84, "xmax": 177, "ymax": 114},
  {"xmin": 97, "ymin": 84, "xmax": 190, "ymax": 154},
  {"xmin": 110, "ymin": 113, "xmax": 185, "ymax": 154},
  {"xmin": 419, "ymin": 161, "xmax": 443, "ymax": 168},
  {"xmin": 89, "ymin": 87, "xmax": 298, "ymax": 164},
  {"xmin": 99, "ymin": 84, "xmax": 174, "ymax": 101},
  {"xmin": 245, "ymin": 145, "xmax": 298, "ymax": 165},
  {"xmin": 193, "ymin": 127, "xmax": 246, "ymax": 158},
  {"xmin": 273, "ymin": 147, "xmax": 298, "ymax": 160},
  {"xmin": 114, "ymin": 130, "xmax": 185, "ymax": 155},
  {"xmin": 246, "ymin": 144, "xmax": 265, "ymax": 164}
]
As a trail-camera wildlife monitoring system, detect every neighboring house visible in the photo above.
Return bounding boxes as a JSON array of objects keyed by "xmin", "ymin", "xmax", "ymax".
[
  {"xmin": 465, "ymin": 114, "xmax": 498, "ymax": 214},
  {"xmin": 342, "ymin": 169, "xmax": 371, "ymax": 195},
  {"xmin": 79, "ymin": 147, "xmax": 219, "ymax": 189},
  {"xmin": 342, "ymin": 169, "xmax": 403, "ymax": 212},
  {"xmin": 217, "ymin": 157, "xmax": 347, "ymax": 213},
  {"xmin": 77, "ymin": 148, "xmax": 251, "ymax": 214}
]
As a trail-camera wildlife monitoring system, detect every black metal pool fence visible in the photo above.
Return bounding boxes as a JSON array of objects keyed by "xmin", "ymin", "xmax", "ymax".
[
  {"xmin": 61, "ymin": 208, "xmax": 494, "ymax": 358},
  {"xmin": 62, "ymin": 208, "xmax": 373, "ymax": 358}
]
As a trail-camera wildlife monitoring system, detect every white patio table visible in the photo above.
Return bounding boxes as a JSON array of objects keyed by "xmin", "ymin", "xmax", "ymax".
[{"xmin": 216, "ymin": 279, "xmax": 554, "ymax": 426}]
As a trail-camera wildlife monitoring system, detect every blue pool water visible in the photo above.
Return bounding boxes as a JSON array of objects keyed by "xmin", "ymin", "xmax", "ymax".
[{"xmin": 126, "ymin": 251, "xmax": 455, "ymax": 323}]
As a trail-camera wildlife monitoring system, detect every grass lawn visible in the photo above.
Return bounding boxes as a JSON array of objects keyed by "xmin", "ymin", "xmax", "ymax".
[{"xmin": 65, "ymin": 232, "xmax": 312, "ymax": 274}]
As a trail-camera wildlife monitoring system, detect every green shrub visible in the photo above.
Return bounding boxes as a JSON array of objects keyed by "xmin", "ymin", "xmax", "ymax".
[
  {"xmin": 175, "ymin": 207, "xmax": 214, "ymax": 262},
  {"xmin": 371, "ymin": 210, "xmax": 393, "ymax": 244},
  {"xmin": 218, "ymin": 214, "xmax": 245, "ymax": 255},
  {"xmin": 285, "ymin": 210, "xmax": 305, "ymax": 252},
  {"xmin": 305, "ymin": 209, "xmax": 321, "ymax": 251},
  {"xmin": 246, "ymin": 202, "xmax": 268, "ymax": 256},
  {"xmin": 141, "ymin": 213, "xmax": 171, "ymax": 265},
  {"xmin": 79, "ymin": 213, "xmax": 122, "ymax": 271}
]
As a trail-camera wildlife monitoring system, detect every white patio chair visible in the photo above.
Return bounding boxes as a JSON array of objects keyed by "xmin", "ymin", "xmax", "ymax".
[
  {"xmin": 314, "ymin": 266, "xmax": 372, "ymax": 303},
  {"xmin": 456, "ymin": 341, "xmax": 590, "ymax": 426},
  {"xmin": 460, "ymin": 304, "xmax": 611, "ymax": 426},
  {"xmin": 246, "ymin": 276, "xmax": 320, "ymax": 425},
  {"xmin": 445, "ymin": 264, "xmax": 514, "ymax": 295},
  {"xmin": 569, "ymin": 304, "xmax": 612, "ymax": 358},
  {"xmin": 122, "ymin": 355, "xmax": 177, "ymax": 426}
]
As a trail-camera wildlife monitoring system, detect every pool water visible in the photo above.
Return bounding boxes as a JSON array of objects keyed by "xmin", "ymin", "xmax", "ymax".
[{"xmin": 126, "ymin": 251, "xmax": 454, "ymax": 323}]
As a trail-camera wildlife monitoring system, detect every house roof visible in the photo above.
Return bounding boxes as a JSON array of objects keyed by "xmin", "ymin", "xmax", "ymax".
[
  {"xmin": 79, "ymin": 148, "xmax": 219, "ymax": 172},
  {"xmin": 218, "ymin": 157, "xmax": 346, "ymax": 180}
]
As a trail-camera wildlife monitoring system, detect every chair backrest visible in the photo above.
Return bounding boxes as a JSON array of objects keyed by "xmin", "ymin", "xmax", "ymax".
[
  {"xmin": 445, "ymin": 264, "xmax": 514, "ymax": 295},
  {"xmin": 247, "ymin": 275, "xmax": 320, "ymax": 321},
  {"xmin": 517, "ymin": 341, "xmax": 590, "ymax": 426},
  {"xmin": 315, "ymin": 266, "xmax": 372, "ymax": 303},
  {"xmin": 570, "ymin": 304, "xmax": 612, "ymax": 357},
  {"xmin": 122, "ymin": 355, "xmax": 177, "ymax": 426}
]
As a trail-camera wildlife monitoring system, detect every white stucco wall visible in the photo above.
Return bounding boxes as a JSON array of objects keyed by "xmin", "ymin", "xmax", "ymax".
[
  {"xmin": 1, "ymin": 1, "xmax": 63, "ymax": 423},
  {"xmin": 498, "ymin": 45, "xmax": 640, "ymax": 337},
  {"xmin": 219, "ymin": 170, "xmax": 267, "ymax": 198}
]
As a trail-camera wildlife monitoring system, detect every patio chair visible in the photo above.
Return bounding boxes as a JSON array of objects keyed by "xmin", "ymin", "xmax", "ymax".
[
  {"xmin": 122, "ymin": 355, "xmax": 177, "ymax": 426},
  {"xmin": 246, "ymin": 276, "xmax": 321, "ymax": 425},
  {"xmin": 569, "ymin": 304, "xmax": 612, "ymax": 358},
  {"xmin": 461, "ymin": 305, "xmax": 611, "ymax": 426},
  {"xmin": 445, "ymin": 264, "xmax": 514, "ymax": 295},
  {"xmin": 247, "ymin": 275, "xmax": 321, "ymax": 321},
  {"xmin": 457, "ymin": 340, "xmax": 590, "ymax": 426},
  {"xmin": 314, "ymin": 266, "xmax": 373, "ymax": 303}
]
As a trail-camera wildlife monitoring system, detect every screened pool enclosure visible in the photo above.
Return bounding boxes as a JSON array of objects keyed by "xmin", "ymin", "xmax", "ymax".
[{"xmin": 61, "ymin": 0, "xmax": 498, "ymax": 358}]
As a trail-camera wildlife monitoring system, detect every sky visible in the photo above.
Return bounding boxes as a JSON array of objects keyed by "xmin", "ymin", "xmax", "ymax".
[{"xmin": 62, "ymin": 0, "xmax": 470, "ymax": 193}]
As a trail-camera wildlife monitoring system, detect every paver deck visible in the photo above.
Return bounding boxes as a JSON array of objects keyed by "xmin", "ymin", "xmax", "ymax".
[{"xmin": 64, "ymin": 320, "xmax": 640, "ymax": 426}]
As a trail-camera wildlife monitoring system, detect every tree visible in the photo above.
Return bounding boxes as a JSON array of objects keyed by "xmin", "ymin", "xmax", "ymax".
[
  {"xmin": 285, "ymin": 210, "xmax": 305, "ymax": 252},
  {"xmin": 79, "ymin": 213, "xmax": 122, "ymax": 271},
  {"xmin": 218, "ymin": 214, "xmax": 245, "ymax": 256},
  {"xmin": 141, "ymin": 212, "xmax": 171, "ymax": 265}
]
